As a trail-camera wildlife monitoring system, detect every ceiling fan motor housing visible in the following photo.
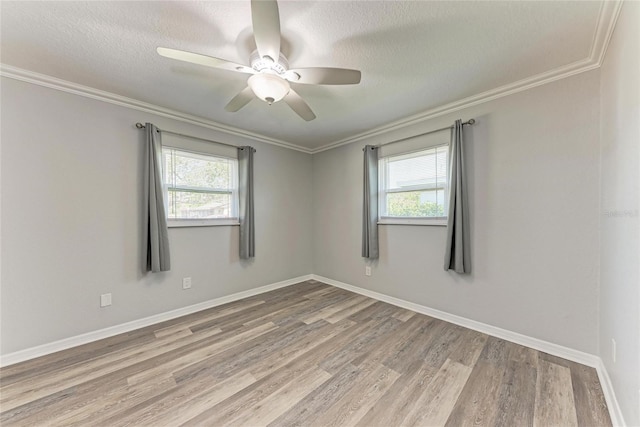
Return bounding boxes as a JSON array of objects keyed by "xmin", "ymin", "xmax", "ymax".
[{"xmin": 250, "ymin": 50, "xmax": 289, "ymax": 75}]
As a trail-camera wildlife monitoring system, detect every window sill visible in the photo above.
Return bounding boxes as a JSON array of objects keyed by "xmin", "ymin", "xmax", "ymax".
[
  {"xmin": 378, "ymin": 218, "xmax": 447, "ymax": 226},
  {"xmin": 168, "ymin": 218, "xmax": 240, "ymax": 228}
]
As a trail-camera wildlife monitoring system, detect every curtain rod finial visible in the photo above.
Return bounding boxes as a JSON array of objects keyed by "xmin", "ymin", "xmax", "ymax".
[
  {"xmin": 468, "ymin": 119, "xmax": 475, "ymax": 125},
  {"xmin": 136, "ymin": 122, "xmax": 145, "ymax": 129}
]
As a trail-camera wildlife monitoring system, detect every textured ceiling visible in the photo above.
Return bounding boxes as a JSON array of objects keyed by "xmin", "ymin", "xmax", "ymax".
[{"xmin": 1, "ymin": 1, "xmax": 607, "ymax": 150}]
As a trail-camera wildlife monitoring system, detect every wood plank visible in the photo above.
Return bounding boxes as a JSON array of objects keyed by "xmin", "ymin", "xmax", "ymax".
[
  {"xmin": 180, "ymin": 349, "xmax": 330, "ymax": 426},
  {"xmin": 173, "ymin": 320, "xmax": 325, "ymax": 384},
  {"xmin": 403, "ymin": 358, "xmax": 473, "ymax": 426},
  {"xmin": 311, "ymin": 363, "xmax": 401, "ymax": 427},
  {"xmin": 1, "ymin": 374, "xmax": 176, "ymax": 427},
  {"xmin": 392, "ymin": 308, "xmax": 416, "ymax": 322},
  {"xmin": 351, "ymin": 314, "xmax": 433, "ymax": 368},
  {"xmin": 539, "ymin": 351, "xmax": 611, "ymax": 425},
  {"xmin": 0, "ymin": 330, "xmax": 157, "ymax": 387},
  {"xmin": 302, "ymin": 286, "xmax": 345, "ymax": 300},
  {"xmin": 125, "ymin": 321, "xmax": 277, "ymax": 385},
  {"xmin": 242, "ymin": 298, "xmax": 319, "ymax": 327},
  {"xmin": 188, "ymin": 295, "xmax": 309, "ymax": 332},
  {"xmin": 0, "ymin": 325, "xmax": 224, "ymax": 412},
  {"xmin": 214, "ymin": 287, "xmax": 351, "ymax": 331},
  {"xmin": 254, "ymin": 280, "xmax": 327, "ymax": 303},
  {"xmin": 534, "ymin": 359, "xmax": 579, "ymax": 427},
  {"xmin": 98, "ymin": 373, "xmax": 256, "ymax": 426},
  {"xmin": 302, "ymin": 294, "xmax": 367, "ymax": 324},
  {"xmin": 324, "ymin": 298, "xmax": 377, "ymax": 324},
  {"xmin": 346, "ymin": 300, "xmax": 401, "ymax": 323},
  {"xmin": 318, "ymin": 317, "xmax": 403, "ymax": 374},
  {"xmin": 224, "ymin": 367, "xmax": 331, "ymax": 426},
  {"xmin": 356, "ymin": 359, "xmax": 439, "ymax": 427},
  {"xmin": 50, "ymin": 375, "xmax": 179, "ymax": 426},
  {"xmin": 444, "ymin": 359, "xmax": 504, "ymax": 427},
  {"xmin": 493, "ymin": 359, "xmax": 537, "ymax": 427},
  {"xmin": 570, "ymin": 362, "xmax": 612, "ymax": 426},
  {"xmin": 249, "ymin": 319, "xmax": 356, "ymax": 380},
  {"xmin": 152, "ymin": 298, "xmax": 265, "ymax": 338},
  {"xmin": 383, "ymin": 319, "xmax": 463, "ymax": 375},
  {"xmin": 450, "ymin": 329, "xmax": 489, "ymax": 367},
  {"xmin": 269, "ymin": 363, "xmax": 363, "ymax": 427}
]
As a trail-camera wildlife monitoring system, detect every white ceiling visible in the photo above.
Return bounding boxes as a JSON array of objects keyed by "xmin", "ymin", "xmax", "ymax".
[{"xmin": 0, "ymin": 1, "xmax": 614, "ymax": 151}]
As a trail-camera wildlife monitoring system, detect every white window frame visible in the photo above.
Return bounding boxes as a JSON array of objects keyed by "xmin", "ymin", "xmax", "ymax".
[
  {"xmin": 162, "ymin": 147, "xmax": 240, "ymax": 228},
  {"xmin": 378, "ymin": 144, "xmax": 449, "ymax": 227}
]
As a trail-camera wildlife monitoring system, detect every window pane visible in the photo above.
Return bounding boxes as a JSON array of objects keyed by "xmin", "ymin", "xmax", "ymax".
[
  {"xmin": 380, "ymin": 144, "xmax": 449, "ymax": 219},
  {"xmin": 165, "ymin": 150, "xmax": 231, "ymax": 189},
  {"xmin": 167, "ymin": 190, "xmax": 232, "ymax": 219},
  {"xmin": 387, "ymin": 148, "xmax": 447, "ymax": 190},
  {"xmin": 163, "ymin": 147, "xmax": 238, "ymax": 221},
  {"xmin": 386, "ymin": 190, "xmax": 446, "ymax": 217}
]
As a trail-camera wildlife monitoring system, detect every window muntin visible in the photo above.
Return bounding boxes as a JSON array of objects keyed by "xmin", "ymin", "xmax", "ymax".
[
  {"xmin": 163, "ymin": 148, "xmax": 238, "ymax": 223},
  {"xmin": 379, "ymin": 145, "xmax": 448, "ymax": 221}
]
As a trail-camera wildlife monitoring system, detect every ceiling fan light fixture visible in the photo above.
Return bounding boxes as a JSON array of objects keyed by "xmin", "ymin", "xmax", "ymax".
[{"xmin": 248, "ymin": 73, "xmax": 290, "ymax": 105}]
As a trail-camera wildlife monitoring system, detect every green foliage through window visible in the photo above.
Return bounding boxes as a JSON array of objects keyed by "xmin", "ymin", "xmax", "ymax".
[
  {"xmin": 380, "ymin": 145, "xmax": 449, "ymax": 219},
  {"xmin": 387, "ymin": 191, "xmax": 445, "ymax": 217}
]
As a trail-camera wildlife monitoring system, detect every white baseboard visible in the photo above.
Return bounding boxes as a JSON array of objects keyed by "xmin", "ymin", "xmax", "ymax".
[
  {"xmin": 0, "ymin": 272, "xmax": 625, "ymax": 426},
  {"xmin": 596, "ymin": 358, "xmax": 627, "ymax": 427},
  {"xmin": 0, "ymin": 274, "xmax": 313, "ymax": 367},
  {"xmin": 312, "ymin": 274, "xmax": 599, "ymax": 366},
  {"xmin": 311, "ymin": 274, "xmax": 625, "ymax": 426}
]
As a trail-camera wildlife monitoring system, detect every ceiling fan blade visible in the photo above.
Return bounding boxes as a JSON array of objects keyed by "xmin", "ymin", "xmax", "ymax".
[
  {"xmin": 251, "ymin": 0, "xmax": 281, "ymax": 62},
  {"xmin": 283, "ymin": 89, "xmax": 316, "ymax": 121},
  {"xmin": 225, "ymin": 86, "xmax": 254, "ymax": 112},
  {"xmin": 157, "ymin": 47, "xmax": 254, "ymax": 74},
  {"xmin": 286, "ymin": 67, "xmax": 361, "ymax": 85}
]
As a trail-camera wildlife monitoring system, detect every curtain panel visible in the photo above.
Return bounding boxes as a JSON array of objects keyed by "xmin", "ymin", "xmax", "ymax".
[
  {"xmin": 444, "ymin": 119, "xmax": 471, "ymax": 273},
  {"xmin": 238, "ymin": 146, "xmax": 255, "ymax": 259},
  {"xmin": 144, "ymin": 123, "xmax": 171, "ymax": 272},
  {"xmin": 362, "ymin": 145, "xmax": 379, "ymax": 259}
]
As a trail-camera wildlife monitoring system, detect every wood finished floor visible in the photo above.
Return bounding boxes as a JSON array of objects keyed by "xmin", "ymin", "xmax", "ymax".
[{"xmin": 0, "ymin": 280, "xmax": 611, "ymax": 427}]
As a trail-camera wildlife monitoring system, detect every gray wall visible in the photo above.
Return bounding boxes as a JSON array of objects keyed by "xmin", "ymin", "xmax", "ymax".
[
  {"xmin": 0, "ymin": 77, "xmax": 313, "ymax": 354},
  {"xmin": 312, "ymin": 70, "xmax": 601, "ymax": 354},
  {"xmin": 2, "ymin": 21, "xmax": 636, "ymax": 425},
  {"xmin": 599, "ymin": 2, "xmax": 640, "ymax": 425}
]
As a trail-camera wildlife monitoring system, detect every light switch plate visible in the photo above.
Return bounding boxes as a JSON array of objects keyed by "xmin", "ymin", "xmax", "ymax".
[{"xmin": 100, "ymin": 293, "xmax": 112, "ymax": 307}]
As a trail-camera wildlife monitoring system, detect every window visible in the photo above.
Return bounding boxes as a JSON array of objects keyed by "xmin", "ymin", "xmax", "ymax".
[
  {"xmin": 379, "ymin": 144, "xmax": 448, "ymax": 225},
  {"xmin": 162, "ymin": 147, "xmax": 239, "ymax": 227}
]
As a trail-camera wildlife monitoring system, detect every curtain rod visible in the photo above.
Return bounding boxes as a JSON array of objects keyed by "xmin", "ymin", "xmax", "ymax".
[
  {"xmin": 135, "ymin": 123, "xmax": 255, "ymax": 152},
  {"xmin": 369, "ymin": 119, "xmax": 475, "ymax": 150}
]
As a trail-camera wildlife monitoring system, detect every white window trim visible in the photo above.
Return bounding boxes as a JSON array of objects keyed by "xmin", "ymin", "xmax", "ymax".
[
  {"xmin": 168, "ymin": 218, "xmax": 240, "ymax": 228},
  {"xmin": 163, "ymin": 146, "xmax": 239, "ymax": 227},
  {"xmin": 378, "ymin": 143, "xmax": 450, "ymax": 225},
  {"xmin": 378, "ymin": 217, "xmax": 448, "ymax": 226}
]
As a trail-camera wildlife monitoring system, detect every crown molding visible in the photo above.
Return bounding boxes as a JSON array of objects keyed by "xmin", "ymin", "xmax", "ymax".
[
  {"xmin": 590, "ymin": 0, "xmax": 624, "ymax": 66},
  {"xmin": 0, "ymin": 64, "xmax": 314, "ymax": 154},
  {"xmin": 310, "ymin": 0, "xmax": 623, "ymax": 154},
  {"xmin": 310, "ymin": 58, "xmax": 598, "ymax": 153},
  {"xmin": 0, "ymin": 1, "xmax": 622, "ymax": 156}
]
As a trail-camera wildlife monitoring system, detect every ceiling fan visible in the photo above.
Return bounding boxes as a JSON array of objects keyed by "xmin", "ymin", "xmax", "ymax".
[{"xmin": 157, "ymin": 0, "xmax": 362, "ymax": 121}]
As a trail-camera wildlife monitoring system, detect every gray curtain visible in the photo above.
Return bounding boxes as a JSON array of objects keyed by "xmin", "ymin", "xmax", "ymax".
[
  {"xmin": 238, "ymin": 146, "xmax": 255, "ymax": 259},
  {"xmin": 144, "ymin": 123, "xmax": 171, "ymax": 272},
  {"xmin": 362, "ymin": 145, "xmax": 379, "ymax": 258},
  {"xmin": 444, "ymin": 119, "xmax": 471, "ymax": 273}
]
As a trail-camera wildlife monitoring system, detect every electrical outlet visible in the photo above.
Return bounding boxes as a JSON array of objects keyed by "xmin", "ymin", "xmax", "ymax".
[
  {"xmin": 365, "ymin": 266, "xmax": 372, "ymax": 276},
  {"xmin": 100, "ymin": 293, "xmax": 112, "ymax": 307},
  {"xmin": 182, "ymin": 277, "xmax": 192, "ymax": 290},
  {"xmin": 612, "ymin": 338, "xmax": 617, "ymax": 363}
]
